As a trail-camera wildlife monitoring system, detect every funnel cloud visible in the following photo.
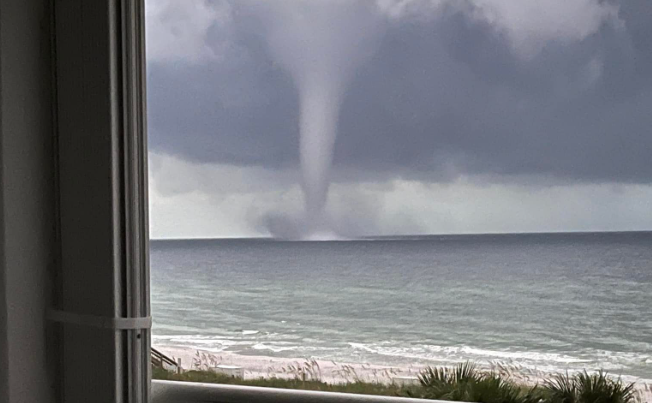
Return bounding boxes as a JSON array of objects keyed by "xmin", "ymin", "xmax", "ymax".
[
  {"xmin": 146, "ymin": 0, "xmax": 652, "ymax": 238},
  {"xmin": 258, "ymin": 1, "xmax": 384, "ymax": 238}
]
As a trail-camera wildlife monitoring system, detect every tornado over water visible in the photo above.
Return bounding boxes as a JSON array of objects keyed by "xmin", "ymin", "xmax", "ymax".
[{"xmin": 262, "ymin": 1, "xmax": 384, "ymax": 239}]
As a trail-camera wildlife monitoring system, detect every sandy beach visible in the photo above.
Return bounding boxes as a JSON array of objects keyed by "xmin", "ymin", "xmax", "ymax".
[
  {"xmin": 157, "ymin": 345, "xmax": 423, "ymax": 384},
  {"xmin": 155, "ymin": 346, "xmax": 652, "ymax": 402}
]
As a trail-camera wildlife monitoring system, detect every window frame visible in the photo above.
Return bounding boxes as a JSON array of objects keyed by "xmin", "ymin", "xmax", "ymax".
[{"xmin": 52, "ymin": 0, "xmax": 150, "ymax": 402}]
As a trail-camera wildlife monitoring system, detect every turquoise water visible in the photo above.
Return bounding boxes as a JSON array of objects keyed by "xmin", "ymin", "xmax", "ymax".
[{"xmin": 151, "ymin": 232, "xmax": 652, "ymax": 380}]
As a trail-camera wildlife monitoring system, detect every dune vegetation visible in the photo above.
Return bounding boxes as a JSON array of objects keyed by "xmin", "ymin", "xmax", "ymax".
[{"xmin": 153, "ymin": 361, "xmax": 640, "ymax": 403}]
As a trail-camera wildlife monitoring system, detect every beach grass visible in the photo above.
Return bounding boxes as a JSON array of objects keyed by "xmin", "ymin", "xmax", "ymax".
[
  {"xmin": 153, "ymin": 361, "xmax": 641, "ymax": 403},
  {"xmin": 152, "ymin": 366, "xmax": 416, "ymax": 396}
]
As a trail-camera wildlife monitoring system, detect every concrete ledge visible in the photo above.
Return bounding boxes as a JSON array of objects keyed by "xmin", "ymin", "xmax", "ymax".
[{"xmin": 152, "ymin": 380, "xmax": 447, "ymax": 403}]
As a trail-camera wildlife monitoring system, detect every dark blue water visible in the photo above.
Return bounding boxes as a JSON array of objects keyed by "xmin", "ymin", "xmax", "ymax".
[{"xmin": 150, "ymin": 232, "xmax": 652, "ymax": 380}]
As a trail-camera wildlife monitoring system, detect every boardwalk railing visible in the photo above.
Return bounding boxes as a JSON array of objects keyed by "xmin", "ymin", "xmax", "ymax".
[{"xmin": 151, "ymin": 348, "xmax": 180, "ymax": 373}]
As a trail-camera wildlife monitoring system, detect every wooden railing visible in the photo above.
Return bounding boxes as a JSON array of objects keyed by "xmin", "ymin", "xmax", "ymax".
[{"xmin": 151, "ymin": 348, "xmax": 180, "ymax": 373}]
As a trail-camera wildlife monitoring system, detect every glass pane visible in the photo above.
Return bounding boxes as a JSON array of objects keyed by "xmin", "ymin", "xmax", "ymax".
[{"xmin": 146, "ymin": 1, "xmax": 652, "ymax": 400}]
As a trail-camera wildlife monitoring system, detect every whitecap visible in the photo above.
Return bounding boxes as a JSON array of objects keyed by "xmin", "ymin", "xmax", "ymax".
[{"xmin": 252, "ymin": 343, "xmax": 298, "ymax": 353}]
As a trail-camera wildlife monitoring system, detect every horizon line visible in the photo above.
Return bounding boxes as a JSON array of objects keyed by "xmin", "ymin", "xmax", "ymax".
[{"xmin": 150, "ymin": 229, "xmax": 652, "ymax": 242}]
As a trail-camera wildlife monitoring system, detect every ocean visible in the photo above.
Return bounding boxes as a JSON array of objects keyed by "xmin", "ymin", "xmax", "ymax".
[{"xmin": 150, "ymin": 232, "xmax": 652, "ymax": 381}]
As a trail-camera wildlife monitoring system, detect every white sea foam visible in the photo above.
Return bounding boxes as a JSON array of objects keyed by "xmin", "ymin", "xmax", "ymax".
[
  {"xmin": 346, "ymin": 342, "xmax": 652, "ymax": 376},
  {"xmin": 152, "ymin": 334, "xmax": 247, "ymax": 352},
  {"xmin": 348, "ymin": 342, "xmax": 586, "ymax": 362},
  {"xmin": 252, "ymin": 343, "xmax": 298, "ymax": 353},
  {"xmin": 153, "ymin": 334, "xmax": 649, "ymax": 374}
]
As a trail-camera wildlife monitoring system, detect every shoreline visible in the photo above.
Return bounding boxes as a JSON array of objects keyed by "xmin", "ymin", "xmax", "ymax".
[
  {"xmin": 157, "ymin": 345, "xmax": 423, "ymax": 384},
  {"xmin": 156, "ymin": 345, "xmax": 652, "ymax": 401}
]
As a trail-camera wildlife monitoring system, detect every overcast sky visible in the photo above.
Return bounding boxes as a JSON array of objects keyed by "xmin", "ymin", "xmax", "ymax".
[{"xmin": 145, "ymin": 0, "xmax": 652, "ymax": 239}]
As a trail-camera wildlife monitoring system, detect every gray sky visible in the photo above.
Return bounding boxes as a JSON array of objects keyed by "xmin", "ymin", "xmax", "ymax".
[{"xmin": 145, "ymin": 0, "xmax": 652, "ymax": 239}]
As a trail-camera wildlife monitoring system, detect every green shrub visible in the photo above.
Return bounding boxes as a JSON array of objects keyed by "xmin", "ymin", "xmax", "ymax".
[
  {"xmin": 415, "ymin": 362, "xmax": 544, "ymax": 403},
  {"xmin": 417, "ymin": 362, "xmax": 483, "ymax": 400},
  {"xmin": 152, "ymin": 366, "xmax": 174, "ymax": 380},
  {"xmin": 544, "ymin": 371, "xmax": 637, "ymax": 403}
]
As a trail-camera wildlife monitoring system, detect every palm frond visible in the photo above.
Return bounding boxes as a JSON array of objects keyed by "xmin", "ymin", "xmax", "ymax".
[
  {"xmin": 544, "ymin": 372, "xmax": 577, "ymax": 403},
  {"xmin": 575, "ymin": 371, "xmax": 637, "ymax": 403}
]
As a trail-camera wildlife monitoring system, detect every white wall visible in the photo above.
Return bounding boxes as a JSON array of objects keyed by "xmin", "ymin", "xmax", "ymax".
[{"xmin": 0, "ymin": 0, "xmax": 57, "ymax": 402}]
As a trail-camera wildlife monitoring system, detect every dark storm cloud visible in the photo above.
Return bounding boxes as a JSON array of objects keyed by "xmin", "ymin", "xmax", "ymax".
[{"xmin": 147, "ymin": 1, "xmax": 652, "ymax": 184}]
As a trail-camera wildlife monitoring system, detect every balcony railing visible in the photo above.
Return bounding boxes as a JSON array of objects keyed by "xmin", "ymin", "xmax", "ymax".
[{"xmin": 152, "ymin": 380, "xmax": 449, "ymax": 403}]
